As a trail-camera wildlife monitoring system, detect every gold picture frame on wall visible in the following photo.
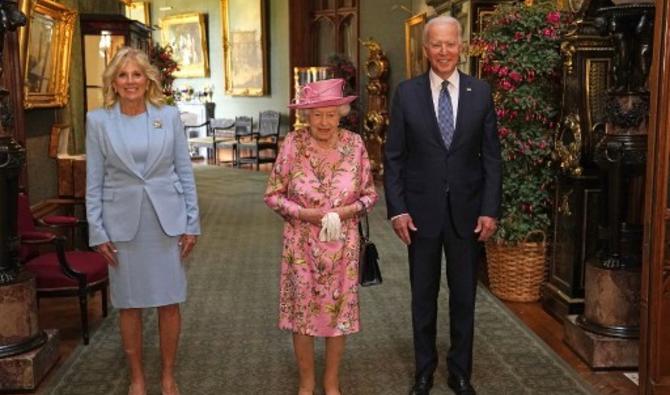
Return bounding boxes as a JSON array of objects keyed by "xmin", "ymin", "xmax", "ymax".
[
  {"xmin": 19, "ymin": 0, "xmax": 76, "ymax": 109},
  {"xmin": 221, "ymin": 0, "xmax": 268, "ymax": 96},
  {"xmin": 160, "ymin": 13, "xmax": 210, "ymax": 78},
  {"xmin": 125, "ymin": 1, "xmax": 151, "ymax": 26},
  {"xmin": 405, "ymin": 13, "xmax": 427, "ymax": 79}
]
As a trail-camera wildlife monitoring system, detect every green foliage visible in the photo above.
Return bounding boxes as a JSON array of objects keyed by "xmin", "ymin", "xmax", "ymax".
[{"xmin": 472, "ymin": 1, "xmax": 569, "ymax": 242}]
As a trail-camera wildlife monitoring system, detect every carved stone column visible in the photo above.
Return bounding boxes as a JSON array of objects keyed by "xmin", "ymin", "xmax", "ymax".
[{"xmin": 0, "ymin": 1, "xmax": 59, "ymax": 390}]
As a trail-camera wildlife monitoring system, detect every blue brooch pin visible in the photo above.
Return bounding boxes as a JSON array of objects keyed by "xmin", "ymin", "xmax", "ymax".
[{"xmin": 153, "ymin": 120, "xmax": 162, "ymax": 129}]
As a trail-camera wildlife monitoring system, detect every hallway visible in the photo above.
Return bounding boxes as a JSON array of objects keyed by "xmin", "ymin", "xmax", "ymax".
[{"xmin": 24, "ymin": 167, "xmax": 638, "ymax": 395}]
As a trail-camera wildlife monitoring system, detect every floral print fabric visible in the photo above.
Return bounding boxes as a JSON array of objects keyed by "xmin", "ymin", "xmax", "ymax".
[{"xmin": 264, "ymin": 129, "xmax": 378, "ymax": 337}]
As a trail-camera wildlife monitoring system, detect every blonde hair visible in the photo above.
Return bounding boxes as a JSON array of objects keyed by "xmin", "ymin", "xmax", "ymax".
[{"xmin": 102, "ymin": 47, "xmax": 166, "ymax": 108}]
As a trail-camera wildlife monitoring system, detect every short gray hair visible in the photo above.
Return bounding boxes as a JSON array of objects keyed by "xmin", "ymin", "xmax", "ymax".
[
  {"xmin": 298, "ymin": 104, "xmax": 351, "ymax": 119},
  {"xmin": 423, "ymin": 15, "xmax": 463, "ymax": 45}
]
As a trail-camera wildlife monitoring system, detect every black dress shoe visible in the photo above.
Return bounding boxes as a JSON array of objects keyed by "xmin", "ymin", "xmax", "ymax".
[
  {"xmin": 447, "ymin": 374, "xmax": 476, "ymax": 395},
  {"xmin": 408, "ymin": 375, "xmax": 433, "ymax": 395}
]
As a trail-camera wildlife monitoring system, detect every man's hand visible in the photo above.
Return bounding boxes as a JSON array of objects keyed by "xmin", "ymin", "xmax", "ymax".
[
  {"xmin": 179, "ymin": 234, "xmax": 198, "ymax": 259},
  {"xmin": 392, "ymin": 214, "xmax": 418, "ymax": 245},
  {"xmin": 474, "ymin": 216, "xmax": 497, "ymax": 241},
  {"xmin": 95, "ymin": 242, "xmax": 119, "ymax": 266}
]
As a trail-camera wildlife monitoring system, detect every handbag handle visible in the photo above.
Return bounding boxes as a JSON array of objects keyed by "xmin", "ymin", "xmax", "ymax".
[{"xmin": 358, "ymin": 212, "xmax": 370, "ymax": 242}]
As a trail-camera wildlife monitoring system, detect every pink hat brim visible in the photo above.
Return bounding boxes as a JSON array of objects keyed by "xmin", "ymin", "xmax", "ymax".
[{"xmin": 288, "ymin": 95, "xmax": 357, "ymax": 109}]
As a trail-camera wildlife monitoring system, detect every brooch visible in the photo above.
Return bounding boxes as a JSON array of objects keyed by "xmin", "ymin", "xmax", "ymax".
[{"xmin": 153, "ymin": 120, "xmax": 162, "ymax": 129}]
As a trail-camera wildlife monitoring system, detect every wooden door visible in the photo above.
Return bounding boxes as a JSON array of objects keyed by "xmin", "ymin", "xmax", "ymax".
[{"xmin": 641, "ymin": 0, "xmax": 670, "ymax": 392}]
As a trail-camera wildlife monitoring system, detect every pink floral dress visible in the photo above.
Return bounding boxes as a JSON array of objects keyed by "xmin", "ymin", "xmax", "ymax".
[{"xmin": 264, "ymin": 129, "xmax": 378, "ymax": 337}]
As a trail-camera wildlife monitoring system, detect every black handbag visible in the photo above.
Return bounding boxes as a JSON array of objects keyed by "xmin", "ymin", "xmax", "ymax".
[{"xmin": 358, "ymin": 213, "xmax": 382, "ymax": 286}]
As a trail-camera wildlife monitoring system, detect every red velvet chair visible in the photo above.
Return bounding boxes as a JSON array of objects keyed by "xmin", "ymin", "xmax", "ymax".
[{"xmin": 17, "ymin": 193, "xmax": 109, "ymax": 345}]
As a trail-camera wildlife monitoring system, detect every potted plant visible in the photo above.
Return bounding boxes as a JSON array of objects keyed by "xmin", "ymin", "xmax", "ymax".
[{"xmin": 471, "ymin": 1, "xmax": 568, "ymax": 301}]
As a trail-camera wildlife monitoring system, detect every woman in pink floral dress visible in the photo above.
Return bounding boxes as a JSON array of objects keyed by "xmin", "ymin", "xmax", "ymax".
[{"xmin": 264, "ymin": 79, "xmax": 378, "ymax": 395}]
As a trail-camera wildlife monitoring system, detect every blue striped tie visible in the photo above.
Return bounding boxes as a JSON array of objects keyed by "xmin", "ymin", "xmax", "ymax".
[{"xmin": 438, "ymin": 80, "xmax": 454, "ymax": 149}]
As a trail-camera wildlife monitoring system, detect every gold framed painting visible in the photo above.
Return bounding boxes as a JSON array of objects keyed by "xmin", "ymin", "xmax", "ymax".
[
  {"xmin": 125, "ymin": 1, "xmax": 151, "ymax": 26},
  {"xmin": 221, "ymin": 0, "xmax": 268, "ymax": 96},
  {"xmin": 405, "ymin": 13, "xmax": 427, "ymax": 79},
  {"xmin": 160, "ymin": 13, "xmax": 209, "ymax": 78},
  {"xmin": 19, "ymin": 0, "xmax": 76, "ymax": 109}
]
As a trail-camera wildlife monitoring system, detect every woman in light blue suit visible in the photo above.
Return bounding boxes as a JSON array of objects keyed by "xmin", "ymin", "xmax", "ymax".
[{"xmin": 86, "ymin": 47, "xmax": 200, "ymax": 395}]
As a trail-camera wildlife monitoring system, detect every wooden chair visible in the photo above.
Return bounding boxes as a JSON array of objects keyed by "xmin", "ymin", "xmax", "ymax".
[
  {"xmin": 17, "ymin": 193, "xmax": 109, "ymax": 345},
  {"xmin": 209, "ymin": 118, "xmax": 236, "ymax": 165},
  {"xmin": 237, "ymin": 111, "xmax": 280, "ymax": 170},
  {"xmin": 232, "ymin": 116, "xmax": 254, "ymax": 168}
]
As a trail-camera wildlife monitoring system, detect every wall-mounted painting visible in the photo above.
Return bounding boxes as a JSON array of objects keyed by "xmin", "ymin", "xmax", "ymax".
[
  {"xmin": 405, "ymin": 13, "xmax": 427, "ymax": 79},
  {"xmin": 19, "ymin": 0, "xmax": 76, "ymax": 109},
  {"xmin": 221, "ymin": 0, "xmax": 268, "ymax": 96},
  {"xmin": 125, "ymin": 1, "xmax": 151, "ymax": 26},
  {"xmin": 160, "ymin": 13, "xmax": 209, "ymax": 78}
]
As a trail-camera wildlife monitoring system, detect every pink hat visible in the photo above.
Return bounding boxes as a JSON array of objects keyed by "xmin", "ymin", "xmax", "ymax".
[{"xmin": 288, "ymin": 78, "xmax": 357, "ymax": 109}]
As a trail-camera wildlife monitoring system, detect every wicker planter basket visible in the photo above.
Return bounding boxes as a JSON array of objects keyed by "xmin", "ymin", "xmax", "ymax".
[{"xmin": 485, "ymin": 231, "xmax": 548, "ymax": 302}]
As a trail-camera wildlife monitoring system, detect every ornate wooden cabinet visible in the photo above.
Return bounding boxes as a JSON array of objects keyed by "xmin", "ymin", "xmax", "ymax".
[
  {"xmin": 541, "ymin": 11, "xmax": 613, "ymax": 319},
  {"xmin": 80, "ymin": 14, "xmax": 152, "ymax": 112}
]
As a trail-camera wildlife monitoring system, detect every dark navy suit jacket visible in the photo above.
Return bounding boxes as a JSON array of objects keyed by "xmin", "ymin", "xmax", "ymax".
[{"xmin": 384, "ymin": 71, "xmax": 502, "ymax": 238}]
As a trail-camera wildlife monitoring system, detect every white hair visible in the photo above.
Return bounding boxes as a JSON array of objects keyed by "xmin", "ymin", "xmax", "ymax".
[
  {"xmin": 298, "ymin": 104, "xmax": 351, "ymax": 119},
  {"xmin": 423, "ymin": 15, "xmax": 463, "ymax": 44}
]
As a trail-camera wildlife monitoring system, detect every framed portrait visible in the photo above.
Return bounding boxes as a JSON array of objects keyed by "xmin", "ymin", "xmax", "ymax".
[
  {"xmin": 405, "ymin": 13, "xmax": 427, "ymax": 79},
  {"xmin": 160, "ymin": 13, "xmax": 210, "ymax": 78},
  {"xmin": 19, "ymin": 0, "xmax": 76, "ymax": 109},
  {"xmin": 221, "ymin": 0, "xmax": 268, "ymax": 96},
  {"xmin": 125, "ymin": 1, "xmax": 151, "ymax": 26}
]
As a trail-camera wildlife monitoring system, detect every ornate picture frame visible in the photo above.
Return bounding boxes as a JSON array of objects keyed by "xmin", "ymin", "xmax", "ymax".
[
  {"xmin": 220, "ymin": 0, "xmax": 268, "ymax": 96},
  {"xmin": 125, "ymin": 1, "xmax": 151, "ymax": 26},
  {"xmin": 160, "ymin": 13, "xmax": 210, "ymax": 78},
  {"xmin": 405, "ymin": 13, "xmax": 427, "ymax": 79},
  {"xmin": 19, "ymin": 0, "xmax": 76, "ymax": 109}
]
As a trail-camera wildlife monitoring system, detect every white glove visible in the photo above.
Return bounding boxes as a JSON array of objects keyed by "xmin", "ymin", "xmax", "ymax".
[{"xmin": 319, "ymin": 212, "xmax": 343, "ymax": 241}]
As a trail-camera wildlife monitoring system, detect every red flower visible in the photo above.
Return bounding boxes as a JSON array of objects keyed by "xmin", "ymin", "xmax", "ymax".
[
  {"xmin": 542, "ymin": 27, "xmax": 556, "ymax": 38},
  {"xmin": 499, "ymin": 79, "xmax": 514, "ymax": 91},
  {"xmin": 526, "ymin": 69, "xmax": 536, "ymax": 82},
  {"xmin": 514, "ymin": 31, "xmax": 524, "ymax": 41},
  {"xmin": 546, "ymin": 11, "xmax": 561, "ymax": 25},
  {"xmin": 509, "ymin": 71, "xmax": 523, "ymax": 83}
]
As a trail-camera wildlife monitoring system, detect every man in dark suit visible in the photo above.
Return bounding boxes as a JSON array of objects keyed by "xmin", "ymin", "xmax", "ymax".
[{"xmin": 384, "ymin": 16, "xmax": 502, "ymax": 395}]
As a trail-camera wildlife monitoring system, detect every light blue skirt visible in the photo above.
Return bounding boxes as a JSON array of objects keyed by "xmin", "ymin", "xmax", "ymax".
[{"xmin": 108, "ymin": 193, "xmax": 186, "ymax": 308}]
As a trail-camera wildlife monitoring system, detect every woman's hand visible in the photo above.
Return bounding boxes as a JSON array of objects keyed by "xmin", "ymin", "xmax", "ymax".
[
  {"xmin": 179, "ymin": 234, "xmax": 198, "ymax": 259},
  {"xmin": 332, "ymin": 202, "xmax": 362, "ymax": 221},
  {"xmin": 299, "ymin": 208, "xmax": 326, "ymax": 225},
  {"xmin": 95, "ymin": 242, "xmax": 119, "ymax": 266}
]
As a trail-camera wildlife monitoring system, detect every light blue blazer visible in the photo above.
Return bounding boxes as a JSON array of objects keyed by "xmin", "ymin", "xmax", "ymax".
[{"xmin": 85, "ymin": 102, "xmax": 201, "ymax": 247}]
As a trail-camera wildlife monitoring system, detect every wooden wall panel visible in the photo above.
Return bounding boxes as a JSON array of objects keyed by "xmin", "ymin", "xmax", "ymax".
[{"xmin": 641, "ymin": 0, "xmax": 670, "ymax": 391}]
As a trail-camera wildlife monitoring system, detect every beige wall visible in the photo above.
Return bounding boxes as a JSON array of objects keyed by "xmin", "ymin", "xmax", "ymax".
[{"xmin": 23, "ymin": 0, "xmax": 445, "ymax": 204}]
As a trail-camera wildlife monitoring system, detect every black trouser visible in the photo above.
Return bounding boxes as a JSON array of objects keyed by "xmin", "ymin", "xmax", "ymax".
[{"xmin": 408, "ymin": 200, "xmax": 481, "ymax": 380}]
